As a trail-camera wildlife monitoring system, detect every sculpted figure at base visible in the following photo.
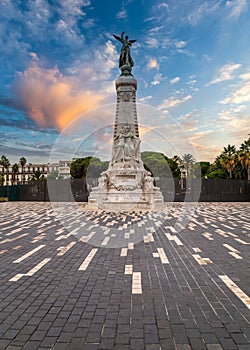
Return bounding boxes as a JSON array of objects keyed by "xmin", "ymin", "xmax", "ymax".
[
  {"xmin": 97, "ymin": 172, "xmax": 109, "ymax": 189},
  {"xmin": 142, "ymin": 172, "xmax": 155, "ymax": 191},
  {"xmin": 112, "ymin": 126, "xmax": 140, "ymax": 164}
]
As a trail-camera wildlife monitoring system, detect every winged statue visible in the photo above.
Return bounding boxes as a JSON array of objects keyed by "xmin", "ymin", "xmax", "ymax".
[{"xmin": 113, "ymin": 31, "xmax": 137, "ymax": 68}]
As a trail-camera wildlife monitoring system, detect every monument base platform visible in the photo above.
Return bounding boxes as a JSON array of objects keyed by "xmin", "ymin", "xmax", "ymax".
[
  {"xmin": 88, "ymin": 188, "xmax": 164, "ymax": 211},
  {"xmin": 88, "ymin": 160, "xmax": 164, "ymax": 211}
]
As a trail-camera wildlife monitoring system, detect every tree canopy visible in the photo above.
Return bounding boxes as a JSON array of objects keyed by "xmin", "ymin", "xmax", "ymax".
[
  {"xmin": 141, "ymin": 151, "xmax": 180, "ymax": 178},
  {"xmin": 70, "ymin": 157, "xmax": 109, "ymax": 180}
]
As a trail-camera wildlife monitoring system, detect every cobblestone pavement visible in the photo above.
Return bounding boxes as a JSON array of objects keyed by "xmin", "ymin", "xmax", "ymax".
[{"xmin": 0, "ymin": 202, "xmax": 249, "ymax": 350}]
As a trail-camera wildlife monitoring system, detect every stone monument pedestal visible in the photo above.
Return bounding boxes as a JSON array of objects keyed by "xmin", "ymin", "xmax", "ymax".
[{"xmin": 88, "ymin": 160, "xmax": 164, "ymax": 211}]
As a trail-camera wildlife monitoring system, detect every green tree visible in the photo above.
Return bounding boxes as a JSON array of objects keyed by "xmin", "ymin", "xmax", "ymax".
[
  {"xmin": 70, "ymin": 157, "xmax": 93, "ymax": 179},
  {"xmin": 30, "ymin": 170, "xmax": 43, "ymax": 181},
  {"xmin": 238, "ymin": 137, "xmax": 250, "ymax": 181},
  {"xmin": 87, "ymin": 158, "xmax": 109, "ymax": 180},
  {"xmin": 193, "ymin": 162, "xmax": 210, "ymax": 178},
  {"xmin": 141, "ymin": 152, "xmax": 173, "ymax": 179},
  {"xmin": 19, "ymin": 157, "xmax": 27, "ymax": 184},
  {"xmin": 220, "ymin": 145, "xmax": 237, "ymax": 179},
  {"xmin": 0, "ymin": 172, "xmax": 4, "ymax": 186},
  {"xmin": 12, "ymin": 163, "xmax": 19, "ymax": 185},
  {"xmin": 166, "ymin": 157, "xmax": 181, "ymax": 177},
  {"xmin": 0, "ymin": 155, "xmax": 10, "ymax": 185},
  {"xmin": 206, "ymin": 156, "xmax": 228, "ymax": 179},
  {"xmin": 206, "ymin": 169, "xmax": 228, "ymax": 179},
  {"xmin": 182, "ymin": 154, "xmax": 195, "ymax": 178}
]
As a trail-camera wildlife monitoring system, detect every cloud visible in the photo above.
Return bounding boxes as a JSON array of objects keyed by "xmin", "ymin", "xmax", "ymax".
[
  {"xmin": 175, "ymin": 41, "xmax": 187, "ymax": 49},
  {"xmin": 240, "ymin": 71, "xmax": 250, "ymax": 80},
  {"xmin": 208, "ymin": 63, "xmax": 242, "ymax": 85},
  {"xmin": 226, "ymin": 0, "xmax": 248, "ymax": 18},
  {"xmin": 187, "ymin": 1, "xmax": 221, "ymax": 26},
  {"xmin": 189, "ymin": 142, "xmax": 222, "ymax": 162},
  {"xmin": 157, "ymin": 2, "xmax": 169, "ymax": 10},
  {"xmin": 138, "ymin": 96, "xmax": 152, "ymax": 103},
  {"xmin": 145, "ymin": 37, "xmax": 159, "ymax": 48},
  {"xmin": 170, "ymin": 77, "xmax": 180, "ymax": 84},
  {"xmin": 81, "ymin": 18, "xmax": 95, "ymax": 28},
  {"xmin": 151, "ymin": 73, "xmax": 163, "ymax": 85},
  {"xmin": 189, "ymin": 130, "xmax": 213, "ymax": 141},
  {"xmin": 116, "ymin": 8, "xmax": 127, "ymax": 19},
  {"xmin": 217, "ymin": 107, "xmax": 250, "ymax": 141},
  {"xmin": 159, "ymin": 94, "xmax": 192, "ymax": 109},
  {"xmin": 0, "ymin": 0, "xmax": 89, "ymax": 66},
  {"xmin": 148, "ymin": 25, "xmax": 164, "ymax": 33},
  {"xmin": 15, "ymin": 56, "xmax": 105, "ymax": 131},
  {"xmin": 64, "ymin": 40, "xmax": 119, "ymax": 89},
  {"xmin": 147, "ymin": 58, "xmax": 159, "ymax": 70},
  {"xmin": 220, "ymin": 69, "xmax": 250, "ymax": 105},
  {"xmin": 220, "ymin": 81, "xmax": 250, "ymax": 105}
]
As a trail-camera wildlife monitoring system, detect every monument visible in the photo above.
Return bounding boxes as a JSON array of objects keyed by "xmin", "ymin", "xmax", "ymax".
[{"xmin": 88, "ymin": 32, "xmax": 164, "ymax": 210}]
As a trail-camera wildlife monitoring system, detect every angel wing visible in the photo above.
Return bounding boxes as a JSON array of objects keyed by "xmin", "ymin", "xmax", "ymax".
[
  {"xmin": 127, "ymin": 39, "xmax": 136, "ymax": 45},
  {"xmin": 113, "ymin": 34, "xmax": 125, "ymax": 43}
]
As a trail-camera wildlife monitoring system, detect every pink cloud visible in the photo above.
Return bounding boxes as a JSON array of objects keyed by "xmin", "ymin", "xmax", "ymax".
[{"xmin": 15, "ymin": 56, "xmax": 105, "ymax": 131}]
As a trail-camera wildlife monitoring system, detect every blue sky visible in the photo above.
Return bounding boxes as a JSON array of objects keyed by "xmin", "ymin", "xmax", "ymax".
[{"xmin": 0, "ymin": 0, "xmax": 249, "ymax": 164}]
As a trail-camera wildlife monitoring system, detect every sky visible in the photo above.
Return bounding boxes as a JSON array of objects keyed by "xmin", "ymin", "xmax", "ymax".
[{"xmin": 0, "ymin": 0, "xmax": 250, "ymax": 165}]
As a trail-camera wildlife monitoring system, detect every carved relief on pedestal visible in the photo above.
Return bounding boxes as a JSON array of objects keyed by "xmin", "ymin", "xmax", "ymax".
[
  {"xmin": 111, "ymin": 126, "xmax": 140, "ymax": 165},
  {"xmin": 123, "ymin": 92, "xmax": 131, "ymax": 102}
]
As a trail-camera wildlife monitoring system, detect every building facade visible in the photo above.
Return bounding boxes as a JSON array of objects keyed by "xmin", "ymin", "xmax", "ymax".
[{"xmin": 1, "ymin": 161, "xmax": 72, "ymax": 186}]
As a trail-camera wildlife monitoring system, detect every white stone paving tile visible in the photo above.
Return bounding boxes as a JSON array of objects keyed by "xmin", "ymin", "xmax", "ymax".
[
  {"xmin": 215, "ymin": 229, "xmax": 229, "ymax": 238},
  {"xmin": 193, "ymin": 247, "xmax": 202, "ymax": 253},
  {"xmin": 78, "ymin": 249, "xmax": 98, "ymax": 271},
  {"xmin": 5, "ymin": 228, "xmax": 23, "ymax": 236},
  {"xmin": 234, "ymin": 238, "xmax": 250, "ymax": 245},
  {"xmin": 192, "ymin": 254, "xmax": 213, "ymax": 265},
  {"xmin": 55, "ymin": 233, "xmax": 71, "ymax": 241},
  {"xmin": 219, "ymin": 275, "xmax": 250, "ymax": 310},
  {"xmin": 128, "ymin": 242, "xmax": 134, "ymax": 250},
  {"xmin": 120, "ymin": 248, "xmax": 128, "ymax": 256},
  {"xmin": 0, "ymin": 233, "xmax": 29, "ymax": 244},
  {"xmin": 144, "ymin": 235, "xmax": 154, "ymax": 243},
  {"xmin": 101, "ymin": 236, "xmax": 110, "ymax": 246},
  {"xmin": 57, "ymin": 242, "xmax": 76, "ymax": 256},
  {"xmin": 165, "ymin": 233, "xmax": 183, "ymax": 246},
  {"xmin": 157, "ymin": 248, "xmax": 169, "ymax": 264},
  {"xmin": 132, "ymin": 272, "xmax": 142, "ymax": 294},
  {"xmin": 203, "ymin": 232, "xmax": 214, "ymax": 240},
  {"xmin": 229, "ymin": 252, "xmax": 243, "ymax": 259},
  {"xmin": 80, "ymin": 232, "xmax": 95, "ymax": 242},
  {"xmin": 9, "ymin": 258, "xmax": 51, "ymax": 282},
  {"xmin": 223, "ymin": 244, "xmax": 240, "ymax": 253},
  {"xmin": 13, "ymin": 244, "xmax": 45, "ymax": 263},
  {"xmin": 125, "ymin": 264, "xmax": 133, "ymax": 274}
]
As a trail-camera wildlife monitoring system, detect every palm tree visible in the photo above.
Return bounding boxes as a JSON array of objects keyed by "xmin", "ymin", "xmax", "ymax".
[
  {"xmin": 238, "ymin": 137, "xmax": 250, "ymax": 181},
  {"xmin": 0, "ymin": 172, "xmax": 4, "ymax": 186},
  {"xmin": 30, "ymin": 170, "xmax": 42, "ymax": 181},
  {"xmin": 29, "ymin": 170, "xmax": 45, "ymax": 194},
  {"xmin": 182, "ymin": 153, "xmax": 195, "ymax": 178},
  {"xmin": 12, "ymin": 163, "xmax": 19, "ymax": 185},
  {"xmin": 19, "ymin": 157, "xmax": 27, "ymax": 184},
  {"xmin": 220, "ymin": 145, "xmax": 237, "ymax": 179},
  {"xmin": 0, "ymin": 155, "xmax": 10, "ymax": 185}
]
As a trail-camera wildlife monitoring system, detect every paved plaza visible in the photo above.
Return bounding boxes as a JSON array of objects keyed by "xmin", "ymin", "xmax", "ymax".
[{"xmin": 0, "ymin": 202, "xmax": 249, "ymax": 350}]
